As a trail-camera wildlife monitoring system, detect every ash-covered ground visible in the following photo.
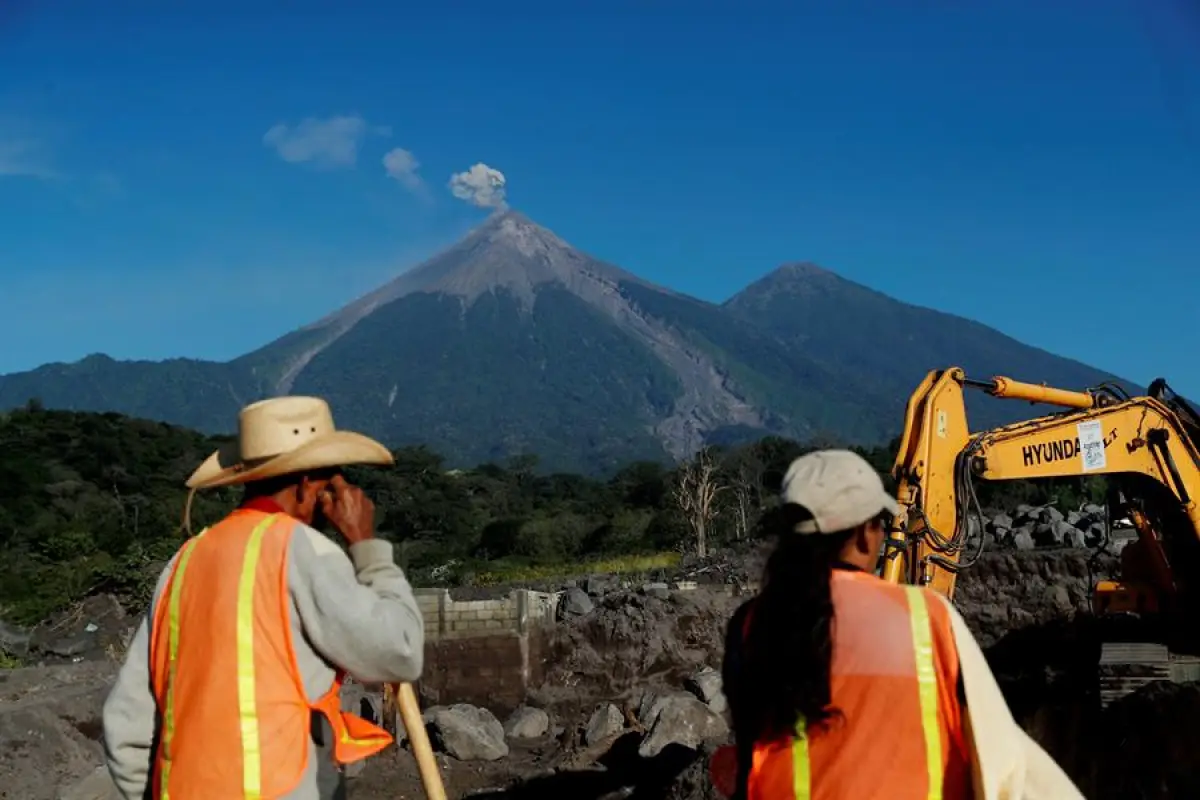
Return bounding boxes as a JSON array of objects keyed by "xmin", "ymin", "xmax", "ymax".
[{"xmin": 5, "ymin": 505, "xmax": 1199, "ymax": 799}]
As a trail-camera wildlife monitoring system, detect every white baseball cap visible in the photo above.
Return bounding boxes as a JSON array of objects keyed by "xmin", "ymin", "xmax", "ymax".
[{"xmin": 780, "ymin": 449, "xmax": 900, "ymax": 534}]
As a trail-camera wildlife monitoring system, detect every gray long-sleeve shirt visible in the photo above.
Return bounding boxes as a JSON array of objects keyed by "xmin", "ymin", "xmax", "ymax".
[{"xmin": 101, "ymin": 519, "xmax": 425, "ymax": 800}]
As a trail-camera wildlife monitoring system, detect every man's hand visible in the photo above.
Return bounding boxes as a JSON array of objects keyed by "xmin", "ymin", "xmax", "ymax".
[{"xmin": 320, "ymin": 474, "xmax": 376, "ymax": 544}]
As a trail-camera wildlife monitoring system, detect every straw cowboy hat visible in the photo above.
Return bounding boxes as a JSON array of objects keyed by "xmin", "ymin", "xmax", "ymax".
[{"xmin": 186, "ymin": 396, "xmax": 394, "ymax": 490}]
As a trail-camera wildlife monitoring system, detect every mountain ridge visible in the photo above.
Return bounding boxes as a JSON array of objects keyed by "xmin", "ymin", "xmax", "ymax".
[{"xmin": 0, "ymin": 210, "xmax": 1135, "ymax": 473}]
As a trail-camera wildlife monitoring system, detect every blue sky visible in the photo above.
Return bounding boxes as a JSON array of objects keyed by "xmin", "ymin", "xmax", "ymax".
[{"xmin": 1, "ymin": 0, "xmax": 1198, "ymax": 396}]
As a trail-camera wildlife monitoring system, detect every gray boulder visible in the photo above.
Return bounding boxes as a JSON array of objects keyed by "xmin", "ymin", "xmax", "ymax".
[
  {"xmin": 424, "ymin": 704, "xmax": 509, "ymax": 761},
  {"xmin": 505, "ymin": 705, "xmax": 550, "ymax": 739},
  {"xmin": 585, "ymin": 702, "xmax": 624, "ymax": 744},
  {"xmin": 684, "ymin": 666, "xmax": 727, "ymax": 714},
  {"xmin": 638, "ymin": 694, "xmax": 729, "ymax": 758},
  {"xmin": 560, "ymin": 587, "xmax": 595, "ymax": 618}
]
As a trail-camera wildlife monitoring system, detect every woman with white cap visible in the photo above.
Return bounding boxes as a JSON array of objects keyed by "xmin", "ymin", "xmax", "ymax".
[{"xmin": 718, "ymin": 449, "xmax": 1083, "ymax": 800}]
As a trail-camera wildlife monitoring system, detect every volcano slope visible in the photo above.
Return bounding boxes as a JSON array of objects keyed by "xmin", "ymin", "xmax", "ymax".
[{"xmin": 0, "ymin": 210, "xmax": 1132, "ymax": 475}]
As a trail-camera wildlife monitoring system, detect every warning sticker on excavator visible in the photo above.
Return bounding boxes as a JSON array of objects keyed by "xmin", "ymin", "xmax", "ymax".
[{"xmin": 1077, "ymin": 420, "xmax": 1106, "ymax": 471}]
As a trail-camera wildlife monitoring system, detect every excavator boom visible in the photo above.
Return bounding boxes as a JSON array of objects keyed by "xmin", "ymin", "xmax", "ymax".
[{"xmin": 884, "ymin": 367, "xmax": 1200, "ymax": 705}]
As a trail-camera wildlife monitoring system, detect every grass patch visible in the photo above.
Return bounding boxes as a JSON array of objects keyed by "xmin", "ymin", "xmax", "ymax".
[{"xmin": 472, "ymin": 552, "xmax": 681, "ymax": 586}]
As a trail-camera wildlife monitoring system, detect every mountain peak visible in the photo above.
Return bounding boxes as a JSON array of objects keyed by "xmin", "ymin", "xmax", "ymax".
[
  {"xmin": 722, "ymin": 261, "xmax": 843, "ymax": 308},
  {"xmin": 771, "ymin": 261, "xmax": 833, "ymax": 280},
  {"xmin": 464, "ymin": 208, "xmax": 574, "ymax": 262},
  {"xmin": 283, "ymin": 209, "xmax": 648, "ymax": 384}
]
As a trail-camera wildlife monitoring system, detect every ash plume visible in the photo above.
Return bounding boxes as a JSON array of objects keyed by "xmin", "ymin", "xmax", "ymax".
[{"xmin": 448, "ymin": 162, "xmax": 507, "ymax": 209}]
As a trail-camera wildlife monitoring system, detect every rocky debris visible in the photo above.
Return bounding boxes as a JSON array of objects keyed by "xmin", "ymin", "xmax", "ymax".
[
  {"xmin": 0, "ymin": 619, "xmax": 32, "ymax": 656},
  {"xmin": 0, "ymin": 595, "xmax": 136, "ymax": 668},
  {"xmin": 0, "ymin": 662, "xmax": 118, "ymax": 800},
  {"xmin": 637, "ymin": 690, "xmax": 699, "ymax": 731},
  {"xmin": 425, "ymin": 703, "xmax": 510, "ymax": 761},
  {"xmin": 585, "ymin": 575, "xmax": 618, "ymax": 597},
  {"xmin": 954, "ymin": 550, "xmax": 1115, "ymax": 649},
  {"xmin": 638, "ymin": 694, "xmax": 728, "ymax": 758},
  {"xmin": 642, "ymin": 582, "xmax": 671, "ymax": 599},
  {"xmin": 981, "ymin": 503, "xmax": 1123, "ymax": 553},
  {"xmin": 558, "ymin": 587, "xmax": 595, "ymax": 619},
  {"xmin": 533, "ymin": 589, "xmax": 740, "ymax": 713},
  {"xmin": 505, "ymin": 705, "xmax": 550, "ymax": 739},
  {"xmin": 58, "ymin": 766, "xmax": 120, "ymax": 800},
  {"xmin": 584, "ymin": 703, "xmax": 625, "ymax": 744},
  {"xmin": 0, "ymin": 500, "xmax": 1181, "ymax": 799},
  {"xmin": 683, "ymin": 667, "xmax": 726, "ymax": 714}
]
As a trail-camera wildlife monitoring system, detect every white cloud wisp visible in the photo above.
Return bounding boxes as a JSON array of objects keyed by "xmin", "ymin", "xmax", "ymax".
[
  {"xmin": 383, "ymin": 147, "xmax": 423, "ymax": 191},
  {"xmin": 263, "ymin": 115, "xmax": 389, "ymax": 168},
  {"xmin": 0, "ymin": 139, "xmax": 57, "ymax": 179}
]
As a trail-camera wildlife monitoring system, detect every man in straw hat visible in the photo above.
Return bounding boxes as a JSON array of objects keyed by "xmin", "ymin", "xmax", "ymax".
[{"xmin": 102, "ymin": 396, "xmax": 425, "ymax": 800}]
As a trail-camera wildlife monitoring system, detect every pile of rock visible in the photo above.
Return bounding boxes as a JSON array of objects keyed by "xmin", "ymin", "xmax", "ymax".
[
  {"xmin": 405, "ymin": 663, "xmax": 730, "ymax": 767},
  {"xmin": 981, "ymin": 503, "xmax": 1125, "ymax": 552}
]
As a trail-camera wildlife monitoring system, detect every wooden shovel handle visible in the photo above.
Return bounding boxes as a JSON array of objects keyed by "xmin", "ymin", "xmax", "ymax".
[{"xmin": 392, "ymin": 682, "xmax": 447, "ymax": 800}]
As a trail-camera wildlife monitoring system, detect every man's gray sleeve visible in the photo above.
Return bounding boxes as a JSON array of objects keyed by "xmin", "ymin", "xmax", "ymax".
[
  {"xmin": 102, "ymin": 553, "xmax": 177, "ymax": 800},
  {"xmin": 288, "ymin": 524, "xmax": 425, "ymax": 684}
]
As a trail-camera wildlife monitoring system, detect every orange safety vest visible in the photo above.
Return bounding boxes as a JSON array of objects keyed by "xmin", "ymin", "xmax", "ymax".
[
  {"xmin": 148, "ymin": 508, "xmax": 394, "ymax": 799},
  {"xmin": 744, "ymin": 570, "xmax": 971, "ymax": 800}
]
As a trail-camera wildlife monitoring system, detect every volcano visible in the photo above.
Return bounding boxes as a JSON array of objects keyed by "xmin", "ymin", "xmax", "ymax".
[{"xmin": 0, "ymin": 210, "xmax": 1129, "ymax": 473}]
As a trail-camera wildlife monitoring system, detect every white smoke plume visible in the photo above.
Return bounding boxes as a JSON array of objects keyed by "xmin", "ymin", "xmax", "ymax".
[{"xmin": 448, "ymin": 162, "xmax": 507, "ymax": 209}]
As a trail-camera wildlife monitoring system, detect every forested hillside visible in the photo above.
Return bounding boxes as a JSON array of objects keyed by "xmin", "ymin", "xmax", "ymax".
[{"xmin": 0, "ymin": 405, "xmax": 1109, "ymax": 631}]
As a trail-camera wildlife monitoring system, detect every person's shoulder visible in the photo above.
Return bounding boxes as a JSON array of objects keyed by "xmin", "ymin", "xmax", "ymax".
[{"xmin": 286, "ymin": 518, "xmax": 349, "ymax": 560}]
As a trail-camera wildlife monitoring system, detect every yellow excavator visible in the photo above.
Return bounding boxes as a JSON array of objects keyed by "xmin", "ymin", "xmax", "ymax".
[{"xmin": 881, "ymin": 366, "xmax": 1200, "ymax": 705}]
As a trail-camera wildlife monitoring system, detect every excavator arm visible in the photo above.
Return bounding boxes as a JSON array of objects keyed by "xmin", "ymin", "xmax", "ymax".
[
  {"xmin": 883, "ymin": 366, "xmax": 1200, "ymax": 703},
  {"xmin": 884, "ymin": 367, "xmax": 1200, "ymax": 595}
]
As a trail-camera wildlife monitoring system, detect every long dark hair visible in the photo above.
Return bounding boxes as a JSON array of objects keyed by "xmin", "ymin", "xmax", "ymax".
[{"xmin": 738, "ymin": 504, "xmax": 852, "ymax": 740}]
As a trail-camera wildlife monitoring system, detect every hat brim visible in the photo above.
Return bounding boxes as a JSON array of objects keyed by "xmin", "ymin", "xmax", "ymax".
[{"xmin": 186, "ymin": 430, "xmax": 394, "ymax": 490}]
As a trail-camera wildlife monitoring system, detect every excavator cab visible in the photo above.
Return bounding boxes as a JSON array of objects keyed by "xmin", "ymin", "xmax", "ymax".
[{"xmin": 883, "ymin": 367, "xmax": 1200, "ymax": 706}]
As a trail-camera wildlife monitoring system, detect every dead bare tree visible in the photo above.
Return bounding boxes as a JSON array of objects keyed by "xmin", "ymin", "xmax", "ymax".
[
  {"xmin": 729, "ymin": 469, "xmax": 753, "ymax": 541},
  {"xmin": 673, "ymin": 447, "xmax": 726, "ymax": 558},
  {"xmin": 709, "ymin": 447, "xmax": 764, "ymax": 542}
]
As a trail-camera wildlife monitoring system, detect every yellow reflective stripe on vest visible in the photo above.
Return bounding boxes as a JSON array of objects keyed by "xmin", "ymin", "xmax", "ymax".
[
  {"xmin": 792, "ymin": 715, "xmax": 811, "ymax": 798},
  {"xmin": 904, "ymin": 585, "xmax": 943, "ymax": 800},
  {"xmin": 159, "ymin": 528, "xmax": 207, "ymax": 800},
  {"xmin": 236, "ymin": 513, "xmax": 279, "ymax": 799},
  {"xmin": 787, "ymin": 585, "xmax": 942, "ymax": 800}
]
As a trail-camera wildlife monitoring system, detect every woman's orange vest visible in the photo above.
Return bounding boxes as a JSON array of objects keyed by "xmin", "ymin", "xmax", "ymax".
[
  {"xmin": 744, "ymin": 570, "xmax": 971, "ymax": 800},
  {"xmin": 147, "ymin": 508, "xmax": 394, "ymax": 799}
]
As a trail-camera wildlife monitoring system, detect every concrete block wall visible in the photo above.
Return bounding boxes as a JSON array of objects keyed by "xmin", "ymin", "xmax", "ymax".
[
  {"xmin": 410, "ymin": 588, "xmax": 560, "ymax": 713},
  {"xmin": 413, "ymin": 588, "xmax": 559, "ymax": 641}
]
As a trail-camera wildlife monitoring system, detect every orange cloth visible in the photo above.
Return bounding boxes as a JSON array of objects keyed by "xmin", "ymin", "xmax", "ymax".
[
  {"xmin": 148, "ymin": 508, "xmax": 393, "ymax": 798},
  {"xmin": 745, "ymin": 570, "xmax": 972, "ymax": 800}
]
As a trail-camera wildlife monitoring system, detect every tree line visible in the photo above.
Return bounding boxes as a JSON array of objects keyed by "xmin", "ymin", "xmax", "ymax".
[{"xmin": 0, "ymin": 406, "xmax": 1104, "ymax": 626}]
